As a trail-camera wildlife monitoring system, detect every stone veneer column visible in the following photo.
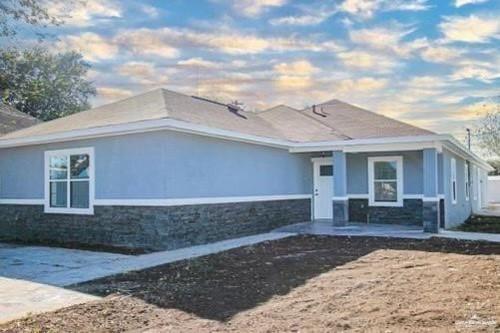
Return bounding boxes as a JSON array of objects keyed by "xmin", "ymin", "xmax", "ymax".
[
  {"xmin": 423, "ymin": 148, "xmax": 440, "ymax": 233},
  {"xmin": 332, "ymin": 151, "xmax": 348, "ymax": 226}
]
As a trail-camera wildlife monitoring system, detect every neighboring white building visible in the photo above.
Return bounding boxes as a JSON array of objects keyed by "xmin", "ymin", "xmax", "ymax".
[{"xmin": 488, "ymin": 176, "xmax": 500, "ymax": 203}]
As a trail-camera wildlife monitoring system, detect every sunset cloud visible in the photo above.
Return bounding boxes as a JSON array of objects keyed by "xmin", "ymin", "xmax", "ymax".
[
  {"xmin": 440, "ymin": 15, "xmax": 500, "ymax": 43},
  {"xmin": 232, "ymin": 0, "xmax": 286, "ymax": 17},
  {"xmin": 273, "ymin": 60, "xmax": 318, "ymax": 90},
  {"xmin": 49, "ymin": 0, "xmax": 122, "ymax": 26},
  {"xmin": 57, "ymin": 32, "xmax": 119, "ymax": 61}
]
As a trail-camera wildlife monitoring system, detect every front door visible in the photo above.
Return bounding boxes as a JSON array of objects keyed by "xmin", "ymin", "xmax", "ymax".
[{"xmin": 313, "ymin": 159, "xmax": 333, "ymax": 219}]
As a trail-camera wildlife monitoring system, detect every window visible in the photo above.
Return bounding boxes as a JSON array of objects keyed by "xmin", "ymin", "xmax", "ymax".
[
  {"xmin": 368, "ymin": 156, "xmax": 403, "ymax": 207},
  {"xmin": 320, "ymin": 165, "xmax": 333, "ymax": 176},
  {"xmin": 465, "ymin": 162, "xmax": 470, "ymax": 201},
  {"xmin": 451, "ymin": 158, "xmax": 457, "ymax": 204},
  {"xmin": 472, "ymin": 165, "xmax": 477, "ymax": 200},
  {"xmin": 45, "ymin": 148, "xmax": 94, "ymax": 214}
]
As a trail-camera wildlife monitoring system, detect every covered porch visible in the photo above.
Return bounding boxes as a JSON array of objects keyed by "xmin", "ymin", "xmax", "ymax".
[{"xmin": 297, "ymin": 142, "xmax": 445, "ymax": 233}]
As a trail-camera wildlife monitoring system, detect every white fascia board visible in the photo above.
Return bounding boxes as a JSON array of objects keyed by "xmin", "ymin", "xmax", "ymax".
[
  {"xmin": 0, "ymin": 118, "xmax": 492, "ymax": 172},
  {"xmin": 0, "ymin": 118, "xmax": 291, "ymax": 150},
  {"xmin": 289, "ymin": 135, "xmax": 449, "ymax": 153},
  {"xmin": 442, "ymin": 136, "xmax": 493, "ymax": 172}
]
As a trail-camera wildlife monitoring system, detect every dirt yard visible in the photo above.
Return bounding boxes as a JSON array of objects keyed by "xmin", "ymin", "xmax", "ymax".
[
  {"xmin": 1, "ymin": 236, "xmax": 499, "ymax": 332},
  {"xmin": 456, "ymin": 215, "xmax": 500, "ymax": 234}
]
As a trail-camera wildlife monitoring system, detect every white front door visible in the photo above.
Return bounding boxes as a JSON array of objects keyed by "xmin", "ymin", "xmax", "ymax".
[{"xmin": 313, "ymin": 159, "xmax": 333, "ymax": 219}]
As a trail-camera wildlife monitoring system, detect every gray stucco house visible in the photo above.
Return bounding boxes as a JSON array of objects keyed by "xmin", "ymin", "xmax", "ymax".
[{"xmin": 0, "ymin": 89, "xmax": 492, "ymax": 251}]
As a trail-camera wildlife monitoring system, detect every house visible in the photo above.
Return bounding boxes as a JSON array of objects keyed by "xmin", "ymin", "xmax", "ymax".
[
  {"xmin": 0, "ymin": 103, "xmax": 40, "ymax": 135},
  {"xmin": 0, "ymin": 89, "xmax": 492, "ymax": 251}
]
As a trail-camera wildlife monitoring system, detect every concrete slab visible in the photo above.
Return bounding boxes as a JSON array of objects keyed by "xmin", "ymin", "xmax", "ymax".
[
  {"xmin": 275, "ymin": 221, "xmax": 500, "ymax": 243},
  {"xmin": 0, "ymin": 277, "xmax": 99, "ymax": 323},
  {"xmin": 0, "ymin": 232, "xmax": 294, "ymax": 323},
  {"xmin": 275, "ymin": 221, "xmax": 431, "ymax": 239}
]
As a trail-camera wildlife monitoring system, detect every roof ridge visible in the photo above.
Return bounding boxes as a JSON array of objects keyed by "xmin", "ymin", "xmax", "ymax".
[
  {"xmin": 319, "ymin": 99, "xmax": 434, "ymax": 134},
  {"xmin": 298, "ymin": 105, "xmax": 353, "ymax": 140}
]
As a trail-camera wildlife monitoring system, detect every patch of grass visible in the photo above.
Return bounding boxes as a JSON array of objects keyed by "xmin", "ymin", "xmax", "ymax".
[{"xmin": 454, "ymin": 215, "xmax": 500, "ymax": 234}]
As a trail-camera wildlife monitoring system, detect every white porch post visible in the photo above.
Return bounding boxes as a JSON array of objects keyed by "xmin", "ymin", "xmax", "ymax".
[
  {"xmin": 332, "ymin": 150, "xmax": 348, "ymax": 226},
  {"xmin": 423, "ymin": 148, "xmax": 440, "ymax": 233}
]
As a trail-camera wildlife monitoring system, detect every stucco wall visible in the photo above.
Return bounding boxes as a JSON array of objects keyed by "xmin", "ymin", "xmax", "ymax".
[
  {"xmin": 442, "ymin": 148, "xmax": 472, "ymax": 228},
  {"xmin": 346, "ymin": 151, "xmax": 423, "ymax": 195},
  {"xmin": 0, "ymin": 130, "xmax": 313, "ymax": 200}
]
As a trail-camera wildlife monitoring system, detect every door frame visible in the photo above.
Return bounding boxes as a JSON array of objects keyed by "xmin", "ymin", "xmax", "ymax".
[{"xmin": 312, "ymin": 157, "xmax": 333, "ymax": 220}]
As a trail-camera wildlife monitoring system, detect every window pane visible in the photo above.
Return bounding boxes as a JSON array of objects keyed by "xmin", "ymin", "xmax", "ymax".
[
  {"xmin": 70, "ymin": 181, "xmax": 89, "ymax": 208},
  {"xmin": 374, "ymin": 181, "xmax": 397, "ymax": 202},
  {"xmin": 50, "ymin": 181, "xmax": 67, "ymax": 207},
  {"xmin": 320, "ymin": 165, "xmax": 333, "ymax": 176},
  {"xmin": 71, "ymin": 154, "xmax": 89, "ymax": 179},
  {"xmin": 374, "ymin": 161, "xmax": 397, "ymax": 180},
  {"xmin": 49, "ymin": 156, "xmax": 67, "ymax": 180}
]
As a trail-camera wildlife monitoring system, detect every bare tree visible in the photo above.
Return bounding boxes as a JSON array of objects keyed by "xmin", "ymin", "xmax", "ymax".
[{"xmin": 473, "ymin": 97, "xmax": 500, "ymax": 160}]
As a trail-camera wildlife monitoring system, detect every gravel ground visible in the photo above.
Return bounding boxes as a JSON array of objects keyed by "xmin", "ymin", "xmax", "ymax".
[{"xmin": 1, "ymin": 235, "xmax": 499, "ymax": 332}]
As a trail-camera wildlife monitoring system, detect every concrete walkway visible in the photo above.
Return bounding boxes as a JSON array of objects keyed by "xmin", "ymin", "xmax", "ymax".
[
  {"xmin": 275, "ymin": 221, "xmax": 500, "ymax": 243},
  {"xmin": 0, "ymin": 232, "xmax": 293, "ymax": 323}
]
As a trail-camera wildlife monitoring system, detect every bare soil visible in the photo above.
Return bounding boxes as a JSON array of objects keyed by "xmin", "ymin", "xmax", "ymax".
[
  {"xmin": 1, "ymin": 236, "xmax": 499, "ymax": 332},
  {"xmin": 456, "ymin": 215, "xmax": 500, "ymax": 234}
]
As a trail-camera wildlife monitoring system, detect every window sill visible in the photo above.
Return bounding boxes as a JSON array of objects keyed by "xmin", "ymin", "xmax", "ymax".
[
  {"xmin": 368, "ymin": 201, "xmax": 403, "ymax": 207},
  {"xmin": 44, "ymin": 207, "xmax": 94, "ymax": 215}
]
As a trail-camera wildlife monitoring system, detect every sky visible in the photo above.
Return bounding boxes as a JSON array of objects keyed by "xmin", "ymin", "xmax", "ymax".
[{"xmin": 17, "ymin": 0, "xmax": 500, "ymax": 141}]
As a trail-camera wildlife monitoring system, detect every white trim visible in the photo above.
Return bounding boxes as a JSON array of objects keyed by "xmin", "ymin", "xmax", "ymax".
[
  {"xmin": 465, "ymin": 162, "xmax": 470, "ymax": 201},
  {"xmin": 403, "ymin": 194, "xmax": 423, "ymax": 199},
  {"xmin": 451, "ymin": 157, "xmax": 457, "ymax": 205},
  {"xmin": 347, "ymin": 193, "xmax": 369, "ymax": 199},
  {"xmin": 422, "ymin": 197, "xmax": 440, "ymax": 202},
  {"xmin": 332, "ymin": 196, "xmax": 348, "ymax": 201},
  {"xmin": 94, "ymin": 194, "xmax": 312, "ymax": 207},
  {"xmin": 0, "ymin": 118, "xmax": 291, "ymax": 150},
  {"xmin": 0, "ymin": 199, "xmax": 44, "ymax": 205},
  {"xmin": 310, "ymin": 157, "xmax": 332, "ymax": 163},
  {"xmin": 368, "ymin": 156, "xmax": 404, "ymax": 207},
  {"xmin": 44, "ymin": 147, "xmax": 95, "ymax": 215},
  {"xmin": 0, "ymin": 119, "xmax": 492, "ymax": 171}
]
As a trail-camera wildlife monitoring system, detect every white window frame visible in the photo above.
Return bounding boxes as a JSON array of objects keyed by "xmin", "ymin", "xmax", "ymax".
[
  {"xmin": 368, "ymin": 156, "xmax": 403, "ymax": 207},
  {"xmin": 451, "ymin": 157, "xmax": 457, "ymax": 205},
  {"xmin": 44, "ymin": 147, "xmax": 95, "ymax": 215},
  {"xmin": 472, "ymin": 165, "xmax": 477, "ymax": 201},
  {"xmin": 464, "ymin": 162, "xmax": 469, "ymax": 201}
]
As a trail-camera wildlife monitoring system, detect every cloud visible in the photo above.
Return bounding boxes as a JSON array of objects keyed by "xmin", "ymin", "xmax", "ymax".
[
  {"xmin": 337, "ymin": 50, "xmax": 399, "ymax": 71},
  {"xmin": 96, "ymin": 87, "xmax": 134, "ymax": 104},
  {"xmin": 177, "ymin": 57, "xmax": 221, "ymax": 69},
  {"xmin": 57, "ymin": 32, "xmax": 119, "ymax": 61},
  {"xmin": 440, "ymin": 15, "xmax": 500, "ymax": 43},
  {"xmin": 454, "ymin": 101, "xmax": 497, "ymax": 120},
  {"xmin": 117, "ymin": 62, "xmax": 169, "ymax": 85},
  {"xmin": 420, "ymin": 45, "xmax": 462, "ymax": 63},
  {"xmin": 49, "ymin": 0, "xmax": 122, "ymax": 27},
  {"xmin": 114, "ymin": 27, "xmax": 343, "ymax": 55},
  {"xmin": 232, "ymin": 0, "xmax": 287, "ymax": 17},
  {"xmin": 455, "ymin": 0, "xmax": 490, "ymax": 7},
  {"xmin": 349, "ymin": 24, "xmax": 418, "ymax": 57},
  {"xmin": 114, "ymin": 29, "xmax": 180, "ymax": 58},
  {"xmin": 269, "ymin": 6, "xmax": 337, "ymax": 26},
  {"xmin": 340, "ymin": 0, "xmax": 430, "ymax": 18},
  {"xmin": 270, "ymin": 14, "xmax": 328, "ymax": 26},
  {"xmin": 334, "ymin": 77, "xmax": 388, "ymax": 93},
  {"xmin": 140, "ymin": 5, "xmax": 160, "ymax": 18},
  {"xmin": 273, "ymin": 60, "xmax": 318, "ymax": 90},
  {"xmin": 449, "ymin": 66, "xmax": 499, "ymax": 82}
]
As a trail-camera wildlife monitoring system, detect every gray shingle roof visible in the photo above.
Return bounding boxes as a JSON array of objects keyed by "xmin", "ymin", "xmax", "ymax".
[
  {"xmin": 0, "ymin": 104, "xmax": 40, "ymax": 136},
  {"xmin": 0, "ymin": 88, "xmax": 434, "ymax": 143}
]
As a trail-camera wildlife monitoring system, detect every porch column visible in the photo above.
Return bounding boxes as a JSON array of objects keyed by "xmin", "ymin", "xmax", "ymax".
[
  {"xmin": 423, "ymin": 148, "xmax": 440, "ymax": 233},
  {"xmin": 332, "ymin": 151, "xmax": 348, "ymax": 226}
]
